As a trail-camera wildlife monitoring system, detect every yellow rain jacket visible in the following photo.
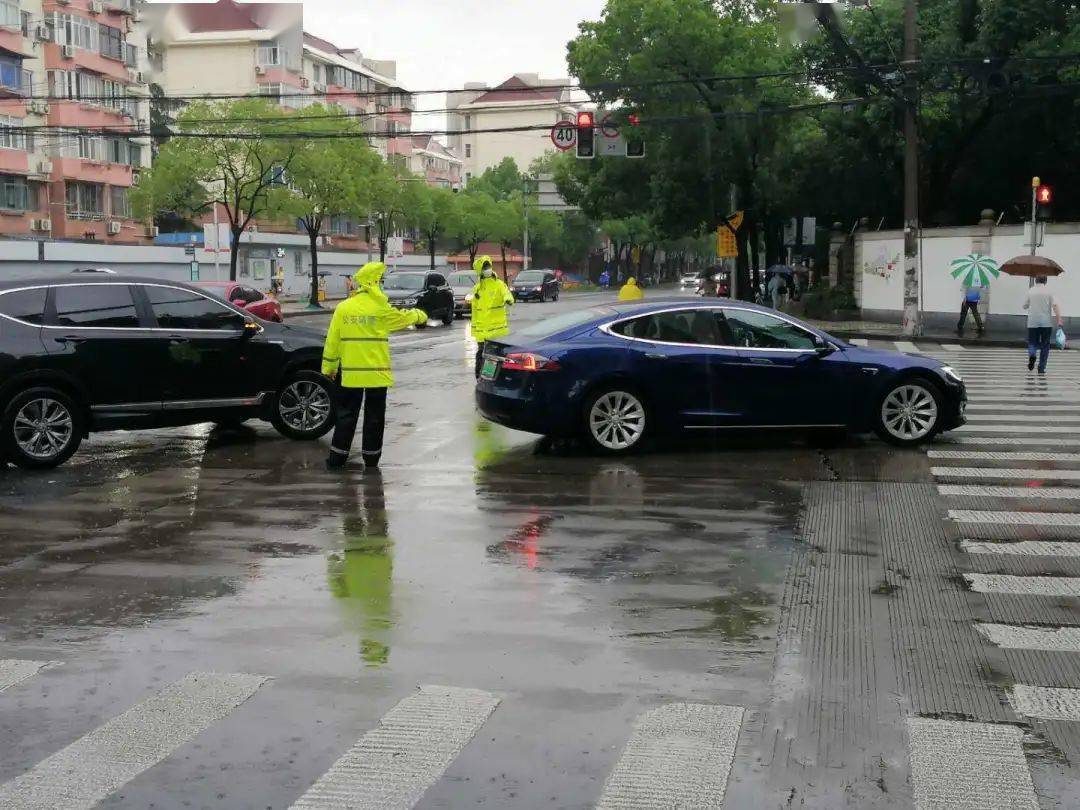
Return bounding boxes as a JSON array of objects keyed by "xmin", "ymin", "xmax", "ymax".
[
  {"xmin": 321, "ymin": 262, "xmax": 428, "ymax": 388},
  {"xmin": 618, "ymin": 277, "xmax": 644, "ymax": 301},
  {"xmin": 470, "ymin": 256, "xmax": 514, "ymax": 341}
]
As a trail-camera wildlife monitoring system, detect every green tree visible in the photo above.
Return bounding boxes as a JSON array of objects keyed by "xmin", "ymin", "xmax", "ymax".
[
  {"xmin": 451, "ymin": 190, "xmax": 499, "ymax": 266},
  {"xmin": 469, "ymin": 157, "xmax": 525, "ymax": 201},
  {"xmin": 408, "ymin": 184, "xmax": 459, "ymax": 270},
  {"xmin": 490, "ymin": 198, "xmax": 525, "ymax": 280},
  {"xmin": 364, "ymin": 163, "xmax": 418, "ymax": 262},
  {"xmin": 132, "ymin": 98, "xmax": 299, "ymax": 282},
  {"xmin": 268, "ymin": 105, "xmax": 383, "ymax": 306}
]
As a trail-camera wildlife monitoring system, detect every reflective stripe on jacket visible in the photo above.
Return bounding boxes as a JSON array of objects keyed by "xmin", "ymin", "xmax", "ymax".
[
  {"xmin": 471, "ymin": 277, "xmax": 514, "ymax": 341},
  {"xmin": 322, "ymin": 292, "xmax": 426, "ymax": 387}
]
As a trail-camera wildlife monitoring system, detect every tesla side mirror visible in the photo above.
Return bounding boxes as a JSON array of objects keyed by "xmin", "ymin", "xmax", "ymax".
[
  {"xmin": 242, "ymin": 318, "xmax": 262, "ymax": 338},
  {"xmin": 813, "ymin": 336, "xmax": 835, "ymax": 356}
]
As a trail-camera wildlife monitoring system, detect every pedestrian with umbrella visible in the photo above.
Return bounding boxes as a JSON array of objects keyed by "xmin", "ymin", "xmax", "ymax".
[
  {"xmin": 950, "ymin": 254, "xmax": 998, "ymax": 338},
  {"xmin": 766, "ymin": 265, "xmax": 793, "ymax": 310},
  {"xmin": 1001, "ymin": 256, "xmax": 1067, "ymax": 374}
]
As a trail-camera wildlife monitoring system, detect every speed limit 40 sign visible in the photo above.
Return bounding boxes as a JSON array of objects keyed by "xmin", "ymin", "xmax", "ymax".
[{"xmin": 551, "ymin": 120, "xmax": 577, "ymax": 151}]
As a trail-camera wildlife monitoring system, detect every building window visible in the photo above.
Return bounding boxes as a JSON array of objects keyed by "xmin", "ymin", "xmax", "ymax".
[
  {"xmin": 49, "ymin": 13, "xmax": 99, "ymax": 52},
  {"xmin": 464, "ymin": 114, "xmax": 471, "ymax": 131},
  {"xmin": 465, "ymin": 143, "xmax": 471, "ymax": 158},
  {"xmin": 256, "ymin": 44, "xmax": 286, "ymax": 67},
  {"xmin": 0, "ymin": 174, "xmax": 34, "ymax": 211},
  {"xmin": 0, "ymin": 115, "xmax": 27, "ymax": 151},
  {"xmin": 0, "ymin": 0, "xmax": 20, "ymax": 29},
  {"xmin": 48, "ymin": 70, "xmax": 131, "ymax": 115},
  {"xmin": 313, "ymin": 63, "xmax": 322, "ymax": 84},
  {"xmin": 109, "ymin": 186, "xmax": 130, "ymax": 218},
  {"xmin": 66, "ymin": 181, "xmax": 105, "ymax": 219},
  {"xmin": 465, "ymin": 172, "xmax": 472, "ymax": 184},
  {"xmin": 124, "ymin": 43, "xmax": 138, "ymax": 67},
  {"xmin": 0, "ymin": 57, "xmax": 28, "ymax": 95},
  {"xmin": 99, "ymin": 23, "xmax": 123, "ymax": 61}
]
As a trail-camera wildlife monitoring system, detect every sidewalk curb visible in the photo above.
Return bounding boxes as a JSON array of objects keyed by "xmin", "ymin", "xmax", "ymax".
[{"xmin": 828, "ymin": 329, "xmax": 1033, "ymax": 348}]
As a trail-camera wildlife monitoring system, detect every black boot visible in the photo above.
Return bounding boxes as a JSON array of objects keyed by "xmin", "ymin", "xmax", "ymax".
[{"xmin": 1028, "ymin": 355, "xmax": 1036, "ymax": 371}]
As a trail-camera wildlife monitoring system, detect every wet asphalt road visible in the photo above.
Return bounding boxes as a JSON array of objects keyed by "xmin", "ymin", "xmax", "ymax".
[{"xmin": 3, "ymin": 291, "xmax": 1080, "ymax": 808}]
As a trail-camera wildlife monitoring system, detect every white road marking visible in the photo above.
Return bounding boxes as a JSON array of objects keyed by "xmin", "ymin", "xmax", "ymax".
[
  {"xmin": 0, "ymin": 660, "xmax": 57, "ymax": 693},
  {"xmin": 954, "ymin": 425, "xmax": 1080, "ymax": 434},
  {"xmin": 0, "ymin": 672, "xmax": 268, "ymax": 810},
  {"xmin": 596, "ymin": 703, "xmax": 744, "ymax": 810},
  {"xmin": 949, "ymin": 509, "xmax": 1080, "ymax": 527},
  {"xmin": 930, "ymin": 450, "xmax": 1080, "ymax": 462},
  {"xmin": 964, "ymin": 573, "xmax": 1080, "ymax": 597},
  {"xmin": 894, "ymin": 341, "xmax": 921, "ymax": 353},
  {"xmin": 849, "ymin": 338, "xmax": 868, "ymax": 347},
  {"xmin": 978, "ymin": 623, "xmax": 1080, "ymax": 651},
  {"xmin": 967, "ymin": 397, "xmax": 1080, "ymax": 404},
  {"xmin": 964, "ymin": 414, "xmax": 1080, "ymax": 423},
  {"xmin": 942, "ymin": 485, "xmax": 1080, "ymax": 500},
  {"xmin": 290, "ymin": 684, "xmax": 500, "ymax": 810},
  {"xmin": 967, "ymin": 403, "xmax": 1080, "ymax": 412},
  {"xmin": 906, "ymin": 718, "xmax": 1037, "ymax": 810},
  {"xmin": 932, "ymin": 467, "xmax": 1080, "ymax": 480},
  {"xmin": 939, "ymin": 437, "xmax": 1080, "ymax": 447},
  {"xmin": 962, "ymin": 539, "xmax": 1080, "ymax": 556},
  {"xmin": 1010, "ymin": 685, "xmax": 1080, "ymax": 722},
  {"xmin": 940, "ymin": 344, "xmax": 965, "ymax": 351}
]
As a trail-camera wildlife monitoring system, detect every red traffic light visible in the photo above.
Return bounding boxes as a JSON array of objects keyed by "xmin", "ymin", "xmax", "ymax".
[
  {"xmin": 1036, "ymin": 184, "xmax": 1053, "ymax": 205},
  {"xmin": 627, "ymin": 113, "xmax": 640, "ymax": 126},
  {"xmin": 577, "ymin": 111, "xmax": 594, "ymax": 128}
]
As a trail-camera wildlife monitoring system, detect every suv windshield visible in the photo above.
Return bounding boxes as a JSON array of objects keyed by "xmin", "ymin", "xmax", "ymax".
[
  {"xmin": 382, "ymin": 273, "xmax": 425, "ymax": 291},
  {"xmin": 515, "ymin": 272, "xmax": 544, "ymax": 284},
  {"xmin": 449, "ymin": 273, "xmax": 476, "ymax": 287}
]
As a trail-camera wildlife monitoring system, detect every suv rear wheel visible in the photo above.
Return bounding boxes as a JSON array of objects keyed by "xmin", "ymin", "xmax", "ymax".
[
  {"xmin": 1, "ymin": 387, "xmax": 84, "ymax": 469},
  {"xmin": 270, "ymin": 371, "xmax": 335, "ymax": 440}
]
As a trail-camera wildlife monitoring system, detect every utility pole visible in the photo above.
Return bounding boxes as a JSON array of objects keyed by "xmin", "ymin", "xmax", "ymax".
[
  {"xmin": 900, "ymin": 0, "xmax": 921, "ymax": 336},
  {"xmin": 523, "ymin": 176, "xmax": 531, "ymax": 272},
  {"xmin": 1029, "ymin": 176, "xmax": 1039, "ymax": 257}
]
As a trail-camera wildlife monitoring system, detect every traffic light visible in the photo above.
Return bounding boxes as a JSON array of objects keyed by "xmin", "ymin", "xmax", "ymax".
[
  {"xmin": 575, "ymin": 111, "xmax": 595, "ymax": 159},
  {"xmin": 1036, "ymin": 184, "xmax": 1053, "ymax": 220},
  {"xmin": 625, "ymin": 113, "xmax": 644, "ymax": 159}
]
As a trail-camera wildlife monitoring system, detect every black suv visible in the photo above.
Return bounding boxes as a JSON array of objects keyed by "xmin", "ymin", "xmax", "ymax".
[
  {"xmin": 0, "ymin": 276, "xmax": 336, "ymax": 469},
  {"xmin": 511, "ymin": 270, "xmax": 560, "ymax": 302},
  {"xmin": 381, "ymin": 270, "xmax": 455, "ymax": 324}
]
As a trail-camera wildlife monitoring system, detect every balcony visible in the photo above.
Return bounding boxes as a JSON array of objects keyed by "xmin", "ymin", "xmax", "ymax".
[
  {"xmin": 0, "ymin": 64, "xmax": 31, "ymax": 96},
  {"xmin": 256, "ymin": 45, "xmax": 300, "ymax": 73}
]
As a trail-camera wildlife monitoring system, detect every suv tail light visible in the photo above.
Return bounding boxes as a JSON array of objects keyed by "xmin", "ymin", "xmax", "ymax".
[{"xmin": 502, "ymin": 352, "xmax": 560, "ymax": 372}]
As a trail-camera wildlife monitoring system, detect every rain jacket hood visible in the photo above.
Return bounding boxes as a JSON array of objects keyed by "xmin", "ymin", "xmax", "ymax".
[
  {"xmin": 353, "ymin": 262, "xmax": 389, "ymax": 304},
  {"xmin": 474, "ymin": 255, "xmax": 495, "ymax": 277},
  {"xmin": 618, "ymin": 277, "xmax": 644, "ymax": 301}
]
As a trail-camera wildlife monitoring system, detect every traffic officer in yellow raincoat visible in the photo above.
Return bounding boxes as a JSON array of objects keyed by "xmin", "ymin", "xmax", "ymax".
[
  {"xmin": 618, "ymin": 277, "xmax": 644, "ymax": 301},
  {"xmin": 469, "ymin": 255, "xmax": 514, "ymax": 378},
  {"xmin": 322, "ymin": 262, "xmax": 428, "ymax": 470}
]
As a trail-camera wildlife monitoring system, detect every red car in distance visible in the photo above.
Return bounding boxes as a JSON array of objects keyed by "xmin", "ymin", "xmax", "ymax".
[{"xmin": 195, "ymin": 282, "xmax": 283, "ymax": 323}]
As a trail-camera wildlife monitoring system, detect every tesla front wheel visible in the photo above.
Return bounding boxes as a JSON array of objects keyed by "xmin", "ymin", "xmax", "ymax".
[
  {"xmin": 271, "ymin": 371, "xmax": 335, "ymax": 440},
  {"xmin": 582, "ymin": 387, "xmax": 648, "ymax": 454},
  {"xmin": 1, "ymin": 387, "xmax": 84, "ymax": 470},
  {"xmin": 875, "ymin": 380, "xmax": 942, "ymax": 447}
]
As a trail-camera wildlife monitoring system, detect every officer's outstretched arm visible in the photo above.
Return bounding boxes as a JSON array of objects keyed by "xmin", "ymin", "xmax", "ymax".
[
  {"xmin": 384, "ymin": 306, "xmax": 428, "ymax": 332},
  {"xmin": 501, "ymin": 281, "xmax": 514, "ymax": 306},
  {"xmin": 321, "ymin": 308, "xmax": 342, "ymax": 378}
]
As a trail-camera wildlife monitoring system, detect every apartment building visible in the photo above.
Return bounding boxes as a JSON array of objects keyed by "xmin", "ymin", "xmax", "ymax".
[
  {"xmin": 0, "ymin": 0, "xmax": 150, "ymax": 242},
  {"xmin": 410, "ymin": 135, "xmax": 461, "ymax": 189},
  {"xmin": 446, "ymin": 73, "xmax": 579, "ymax": 184}
]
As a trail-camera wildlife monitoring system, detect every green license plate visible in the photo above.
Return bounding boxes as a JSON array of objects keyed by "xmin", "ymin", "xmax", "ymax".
[{"xmin": 480, "ymin": 358, "xmax": 498, "ymax": 380}]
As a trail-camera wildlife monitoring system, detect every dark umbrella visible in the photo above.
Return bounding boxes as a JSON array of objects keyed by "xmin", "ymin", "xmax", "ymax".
[
  {"xmin": 999, "ymin": 255, "xmax": 1065, "ymax": 278},
  {"xmin": 766, "ymin": 264, "xmax": 795, "ymax": 276}
]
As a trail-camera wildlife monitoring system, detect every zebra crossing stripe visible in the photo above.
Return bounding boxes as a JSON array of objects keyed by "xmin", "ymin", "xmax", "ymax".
[
  {"xmin": 0, "ymin": 672, "xmax": 268, "ymax": 810},
  {"xmin": 977, "ymin": 623, "xmax": 1080, "ymax": 651},
  {"xmin": 596, "ymin": 703, "xmax": 744, "ymax": 810},
  {"xmin": 965, "ymin": 414, "xmax": 1080, "ymax": 423},
  {"xmin": 907, "ymin": 718, "xmax": 1038, "ymax": 810},
  {"xmin": 894, "ymin": 341, "xmax": 921, "ymax": 353},
  {"xmin": 0, "ymin": 660, "xmax": 57, "ymax": 693},
  {"xmin": 932, "ymin": 467, "xmax": 1080, "ymax": 480},
  {"xmin": 939, "ymin": 437, "xmax": 1080, "ymax": 447},
  {"xmin": 289, "ymin": 684, "xmax": 500, "ymax": 810},
  {"xmin": 930, "ymin": 450, "xmax": 1080, "ymax": 461},
  {"xmin": 953, "ymin": 425, "xmax": 1080, "ymax": 434},
  {"xmin": 1009, "ymin": 685, "xmax": 1080, "ymax": 722},
  {"xmin": 967, "ymin": 403, "xmax": 1080, "ymax": 412},
  {"xmin": 963, "ymin": 573, "xmax": 1080, "ymax": 597},
  {"xmin": 950, "ymin": 509, "xmax": 1080, "ymax": 527},
  {"xmin": 962, "ymin": 539, "xmax": 1080, "ymax": 556},
  {"xmin": 942, "ymin": 485, "xmax": 1080, "ymax": 500},
  {"xmin": 940, "ymin": 344, "xmax": 965, "ymax": 351}
]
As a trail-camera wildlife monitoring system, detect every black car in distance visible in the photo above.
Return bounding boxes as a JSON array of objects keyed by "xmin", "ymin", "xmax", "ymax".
[
  {"xmin": 0, "ymin": 276, "xmax": 336, "ymax": 469},
  {"xmin": 381, "ymin": 270, "xmax": 455, "ymax": 324},
  {"xmin": 512, "ymin": 270, "xmax": 560, "ymax": 302}
]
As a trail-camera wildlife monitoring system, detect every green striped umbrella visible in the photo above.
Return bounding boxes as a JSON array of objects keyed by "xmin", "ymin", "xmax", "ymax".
[{"xmin": 949, "ymin": 253, "xmax": 999, "ymax": 288}]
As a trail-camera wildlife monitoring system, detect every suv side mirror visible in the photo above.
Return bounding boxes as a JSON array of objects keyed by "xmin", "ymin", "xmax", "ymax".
[{"xmin": 242, "ymin": 318, "xmax": 262, "ymax": 338}]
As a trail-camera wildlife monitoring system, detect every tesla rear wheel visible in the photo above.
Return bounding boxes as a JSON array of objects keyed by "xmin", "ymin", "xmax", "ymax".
[
  {"xmin": 583, "ymin": 387, "xmax": 648, "ymax": 454},
  {"xmin": 271, "ymin": 371, "xmax": 335, "ymax": 440},
  {"xmin": 2, "ymin": 387, "xmax": 84, "ymax": 470},
  {"xmin": 876, "ymin": 380, "xmax": 942, "ymax": 446}
]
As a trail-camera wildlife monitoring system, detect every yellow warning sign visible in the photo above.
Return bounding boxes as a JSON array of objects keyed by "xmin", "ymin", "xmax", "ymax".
[{"xmin": 716, "ymin": 211, "xmax": 743, "ymax": 258}]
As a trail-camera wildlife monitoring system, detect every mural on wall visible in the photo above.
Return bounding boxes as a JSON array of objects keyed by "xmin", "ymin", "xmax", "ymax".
[{"xmin": 862, "ymin": 246, "xmax": 901, "ymax": 279}]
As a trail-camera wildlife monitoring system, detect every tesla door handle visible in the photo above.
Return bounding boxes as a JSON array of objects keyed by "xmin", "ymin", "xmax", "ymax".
[
  {"xmin": 645, "ymin": 352, "xmax": 667, "ymax": 360},
  {"xmin": 168, "ymin": 336, "xmax": 190, "ymax": 345},
  {"xmin": 749, "ymin": 357, "xmax": 774, "ymax": 365},
  {"xmin": 54, "ymin": 335, "xmax": 86, "ymax": 345}
]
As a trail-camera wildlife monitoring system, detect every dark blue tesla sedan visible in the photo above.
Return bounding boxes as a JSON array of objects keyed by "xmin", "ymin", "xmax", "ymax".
[{"xmin": 476, "ymin": 299, "xmax": 967, "ymax": 453}]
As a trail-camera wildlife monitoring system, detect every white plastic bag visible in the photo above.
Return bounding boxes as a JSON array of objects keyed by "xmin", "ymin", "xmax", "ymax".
[{"xmin": 1055, "ymin": 326, "xmax": 1068, "ymax": 350}]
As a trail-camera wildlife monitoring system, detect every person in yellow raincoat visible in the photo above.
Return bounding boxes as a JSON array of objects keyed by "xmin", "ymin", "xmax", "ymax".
[
  {"xmin": 321, "ymin": 262, "xmax": 428, "ymax": 470},
  {"xmin": 618, "ymin": 277, "xmax": 644, "ymax": 301},
  {"xmin": 469, "ymin": 255, "xmax": 514, "ymax": 378}
]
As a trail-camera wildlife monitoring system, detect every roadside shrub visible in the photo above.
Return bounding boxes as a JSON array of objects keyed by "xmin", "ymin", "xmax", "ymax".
[{"xmin": 802, "ymin": 285, "xmax": 857, "ymax": 320}]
